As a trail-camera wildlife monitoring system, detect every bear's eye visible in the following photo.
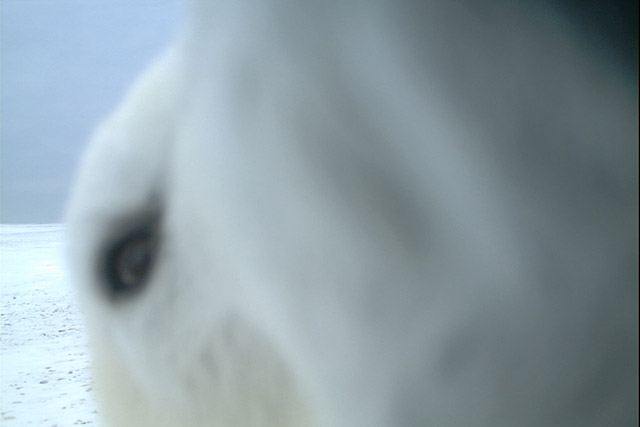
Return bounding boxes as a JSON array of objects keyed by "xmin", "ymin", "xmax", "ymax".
[{"xmin": 103, "ymin": 223, "xmax": 158, "ymax": 300}]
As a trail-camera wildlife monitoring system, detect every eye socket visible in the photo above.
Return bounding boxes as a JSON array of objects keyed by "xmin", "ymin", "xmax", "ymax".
[{"xmin": 103, "ymin": 224, "xmax": 158, "ymax": 299}]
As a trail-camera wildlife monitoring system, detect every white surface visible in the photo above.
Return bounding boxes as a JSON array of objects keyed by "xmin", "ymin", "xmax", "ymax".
[{"xmin": 1, "ymin": 224, "xmax": 98, "ymax": 426}]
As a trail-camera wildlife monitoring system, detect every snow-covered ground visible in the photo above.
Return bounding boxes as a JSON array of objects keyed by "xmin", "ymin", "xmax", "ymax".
[{"xmin": 1, "ymin": 224, "xmax": 98, "ymax": 426}]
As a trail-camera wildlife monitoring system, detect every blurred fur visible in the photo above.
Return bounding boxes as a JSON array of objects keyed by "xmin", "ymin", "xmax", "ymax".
[{"xmin": 67, "ymin": 1, "xmax": 638, "ymax": 426}]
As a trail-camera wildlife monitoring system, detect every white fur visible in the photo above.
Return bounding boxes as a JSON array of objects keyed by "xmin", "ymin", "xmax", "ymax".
[{"xmin": 66, "ymin": 1, "xmax": 638, "ymax": 426}]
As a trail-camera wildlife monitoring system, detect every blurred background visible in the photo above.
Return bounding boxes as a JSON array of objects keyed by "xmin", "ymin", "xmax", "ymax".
[{"xmin": 1, "ymin": 0, "xmax": 181, "ymax": 223}]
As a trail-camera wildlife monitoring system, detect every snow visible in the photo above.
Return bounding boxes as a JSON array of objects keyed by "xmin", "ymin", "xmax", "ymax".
[{"xmin": 1, "ymin": 224, "xmax": 98, "ymax": 426}]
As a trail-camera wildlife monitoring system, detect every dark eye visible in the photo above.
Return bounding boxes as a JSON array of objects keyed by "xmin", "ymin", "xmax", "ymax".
[{"xmin": 104, "ymin": 224, "xmax": 158, "ymax": 299}]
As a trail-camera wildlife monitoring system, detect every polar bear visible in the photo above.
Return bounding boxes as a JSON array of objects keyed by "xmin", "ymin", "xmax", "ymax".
[{"xmin": 66, "ymin": 1, "xmax": 638, "ymax": 426}]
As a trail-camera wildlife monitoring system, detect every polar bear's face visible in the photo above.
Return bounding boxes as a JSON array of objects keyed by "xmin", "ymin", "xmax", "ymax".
[
  {"xmin": 66, "ymin": 1, "xmax": 637, "ymax": 426},
  {"xmin": 65, "ymin": 43, "xmax": 318, "ymax": 425}
]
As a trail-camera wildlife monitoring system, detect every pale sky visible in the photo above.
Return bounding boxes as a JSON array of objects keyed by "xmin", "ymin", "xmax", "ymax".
[{"xmin": 1, "ymin": 0, "xmax": 182, "ymax": 223}]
